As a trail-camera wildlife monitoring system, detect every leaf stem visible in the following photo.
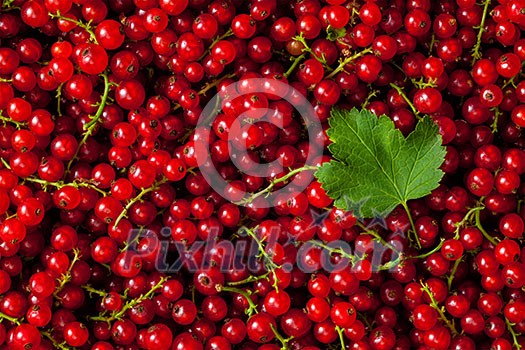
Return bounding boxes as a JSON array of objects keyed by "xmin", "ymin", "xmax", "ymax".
[{"xmin": 401, "ymin": 202, "xmax": 421, "ymax": 249}]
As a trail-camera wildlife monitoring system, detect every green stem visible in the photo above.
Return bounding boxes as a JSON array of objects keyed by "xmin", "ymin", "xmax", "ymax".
[
  {"xmin": 428, "ymin": 33, "xmax": 436, "ymax": 55},
  {"xmin": 475, "ymin": 209, "xmax": 497, "ymax": 245},
  {"xmin": 82, "ymin": 284, "xmax": 124, "ymax": 299},
  {"xmin": 357, "ymin": 221, "xmax": 400, "ymax": 254},
  {"xmin": 4, "ymin": 212, "xmax": 16, "ymax": 220},
  {"xmin": 23, "ymin": 176, "xmax": 107, "ymax": 196},
  {"xmin": 471, "ymin": 0, "xmax": 491, "ymax": 62},
  {"xmin": 0, "ymin": 113, "xmax": 27, "ymax": 129},
  {"xmin": 119, "ymin": 226, "xmax": 146, "ymax": 252},
  {"xmin": 453, "ymin": 204, "xmax": 484, "ymax": 238},
  {"xmin": 217, "ymin": 285, "xmax": 258, "ymax": 316},
  {"xmin": 379, "ymin": 241, "xmax": 444, "ymax": 271},
  {"xmin": 243, "ymin": 226, "xmax": 282, "ymax": 290},
  {"xmin": 226, "ymin": 272, "xmax": 270, "ymax": 286},
  {"xmin": 113, "ymin": 178, "xmax": 168, "ymax": 227},
  {"xmin": 357, "ymin": 311, "xmax": 372, "ymax": 331},
  {"xmin": 420, "ymin": 282, "xmax": 459, "ymax": 337},
  {"xmin": 291, "ymin": 34, "xmax": 329, "ymax": 67},
  {"xmin": 409, "ymin": 238, "xmax": 444, "ymax": 260},
  {"xmin": 1, "ymin": 0, "xmax": 15, "ymax": 10},
  {"xmin": 325, "ymin": 47, "xmax": 373, "ymax": 80},
  {"xmin": 49, "ymin": 12, "xmax": 98, "ymax": 44},
  {"xmin": 54, "ymin": 248, "xmax": 81, "ymax": 296},
  {"xmin": 283, "ymin": 54, "xmax": 305, "ymax": 78},
  {"xmin": 0, "ymin": 157, "xmax": 10, "ymax": 169},
  {"xmin": 389, "ymin": 83, "xmax": 422, "ymax": 120},
  {"xmin": 56, "ymin": 83, "xmax": 64, "ymax": 117},
  {"xmin": 237, "ymin": 165, "xmax": 318, "ymax": 205},
  {"xmin": 67, "ymin": 72, "xmax": 110, "ymax": 172},
  {"xmin": 361, "ymin": 89, "xmax": 379, "ymax": 108},
  {"xmin": 490, "ymin": 106, "xmax": 501, "ymax": 133},
  {"xmin": 447, "ymin": 256, "xmax": 463, "ymax": 289},
  {"xmin": 90, "ymin": 277, "xmax": 168, "ymax": 322},
  {"xmin": 309, "ymin": 240, "xmax": 358, "ymax": 265},
  {"xmin": 41, "ymin": 330, "xmax": 73, "ymax": 350},
  {"xmin": 172, "ymin": 73, "xmax": 236, "ymax": 111},
  {"xmin": 198, "ymin": 29, "xmax": 234, "ymax": 61},
  {"xmin": 0, "ymin": 311, "xmax": 21, "ymax": 325},
  {"xmin": 198, "ymin": 72, "xmax": 236, "ymax": 96},
  {"xmin": 410, "ymin": 76, "xmax": 438, "ymax": 89},
  {"xmin": 505, "ymin": 317, "xmax": 522, "ymax": 350},
  {"xmin": 270, "ymin": 323, "xmax": 293, "ymax": 350},
  {"xmin": 502, "ymin": 76, "xmax": 517, "ymax": 89},
  {"xmin": 374, "ymin": 239, "xmax": 443, "ymax": 271},
  {"xmin": 335, "ymin": 326, "xmax": 346, "ymax": 350}
]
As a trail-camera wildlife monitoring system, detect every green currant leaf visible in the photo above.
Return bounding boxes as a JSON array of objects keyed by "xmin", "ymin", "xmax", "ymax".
[
  {"xmin": 315, "ymin": 108, "xmax": 446, "ymax": 218},
  {"xmin": 326, "ymin": 26, "xmax": 346, "ymax": 41}
]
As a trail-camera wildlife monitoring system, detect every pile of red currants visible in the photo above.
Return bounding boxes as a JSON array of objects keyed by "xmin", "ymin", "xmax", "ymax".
[{"xmin": 1, "ymin": 0, "xmax": 525, "ymax": 349}]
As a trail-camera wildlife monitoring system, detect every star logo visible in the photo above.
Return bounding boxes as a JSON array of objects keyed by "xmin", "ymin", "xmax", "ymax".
[
  {"xmin": 307, "ymin": 208, "xmax": 331, "ymax": 230},
  {"xmin": 341, "ymin": 195, "xmax": 369, "ymax": 221},
  {"xmin": 366, "ymin": 210, "xmax": 389, "ymax": 230}
]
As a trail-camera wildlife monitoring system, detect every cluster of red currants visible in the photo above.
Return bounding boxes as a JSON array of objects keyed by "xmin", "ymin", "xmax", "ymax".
[{"xmin": 0, "ymin": 0, "xmax": 525, "ymax": 349}]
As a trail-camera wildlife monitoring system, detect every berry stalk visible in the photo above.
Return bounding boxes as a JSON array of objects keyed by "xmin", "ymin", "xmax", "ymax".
[
  {"xmin": 66, "ymin": 72, "xmax": 110, "ymax": 172},
  {"xmin": 237, "ymin": 165, "xmax": 318, "ymax": 205},
  {"xmin": 420, "ymin": 282, "xmax": 459, "ymax": 337},
  {"xmin": 471, "ymin": 0, "xmax": 492, "ymax": 62},
  {"xmin": 113, "ymin": 177, "xmax": 169, "ymax": 227}
]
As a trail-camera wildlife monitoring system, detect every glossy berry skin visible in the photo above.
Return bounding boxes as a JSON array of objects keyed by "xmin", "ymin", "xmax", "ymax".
[
  {"xmin": 63, "ymin": 322, "xmax": 89, "ymax": 347},
  {"xmin": 1, "ymin": 0, "xmax": 525, "ymax": 349},
  {"xmin": 246, "ymin": 313, "xmax": 276, "ymax": 343}
]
